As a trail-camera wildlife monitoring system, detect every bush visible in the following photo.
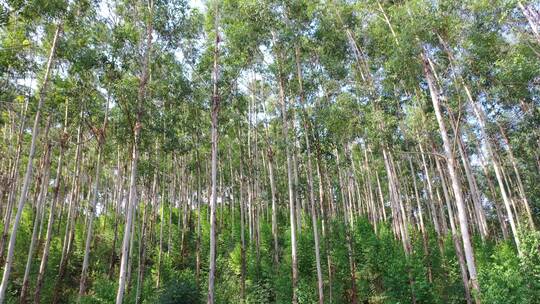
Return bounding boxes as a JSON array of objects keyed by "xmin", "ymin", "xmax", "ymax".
[{"xmin": 158, "ymin": 270, "xmax": 201, "ymax": 304}]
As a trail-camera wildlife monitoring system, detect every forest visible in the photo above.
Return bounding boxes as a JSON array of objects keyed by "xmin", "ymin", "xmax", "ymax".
[{"xmin": 0, "ymin": 0, "xmax": 539, "ymax": 303}]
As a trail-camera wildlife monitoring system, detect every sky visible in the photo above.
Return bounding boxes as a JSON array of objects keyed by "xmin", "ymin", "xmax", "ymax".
[{"xmin": 190, "ymin": 0, "xmax": 206, "ymax": 11}]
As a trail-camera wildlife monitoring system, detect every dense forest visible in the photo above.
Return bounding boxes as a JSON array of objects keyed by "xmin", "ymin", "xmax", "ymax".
[{"xmin": 0, "ymin": 0, "xmax": 539, "ymax": 303}]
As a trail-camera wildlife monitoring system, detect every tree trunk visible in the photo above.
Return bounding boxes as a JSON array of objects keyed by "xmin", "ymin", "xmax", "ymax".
[
  {"xmin": 195, "ymin": 149, "xmax": 202, "ymax": 286},
  {"xmin": 438, "ymin": 34, "xmax": 522, "ymax": 246},
  {"xmin": 259, "ymin": 79, "xmax": 280, "ymax": 266},
  {"xmin": 294, "ymin": 45, "xmax": 324, "ymax": 304},
  {"xmin": 0, "ymin": 24, "xmax": 61, "ymax": 303},
  {"xmin": 238, "ymin": 162, "xmax": 247, "ymax": 302},
  {"xmin": 272, "ymin": 30, "xmax": 299, "ymax": 303},
  {"xmin": 434, "ymin": 155, "xmax": 472, "ymax": 304},
  {"xmin": 156, "ymin": 173, "xmax": 165, "ymax": 288},
  {"xmin": 207, "ymin": 7, "xmax": 220, "ymax": 303},
  {"xmin": 421, "ymin": 50, "xmax": 480, "ymax": 301},
  {"xmin": 116, "ymin": 1, "xmax": 153, "ymax": 301},
  {"xmin": 477, "ymin": 147, "xmax": 510, "ymax": 240},
  {"xmin": 457, "ymin": 136, "xmax": 489, "ymax": 241}
]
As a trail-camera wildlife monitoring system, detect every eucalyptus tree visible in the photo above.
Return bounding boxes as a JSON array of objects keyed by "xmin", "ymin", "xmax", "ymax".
[
  {"xmin": 112, "ymin": 0, "xmax": 154, "ymax": 302},
  {"xmin": 205, "ymin": 1, "xmax": 221, "ymax": 303}
]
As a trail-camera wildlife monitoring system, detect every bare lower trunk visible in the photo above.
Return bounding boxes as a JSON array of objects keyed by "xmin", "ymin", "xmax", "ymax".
[
  {"xmin": 294, "ymin": 45, "xmax": 324, "ymax": 303},
  {"xmin": 156, "ymin": 175, "xmax": 166, "ymax": 288},
  {"xmin": 195, "ymin": 151, "xmax": 202, "ymax": 286},
  {"xmin": 125, "ymin": 205, "xmax": 138, "ymax": 295},
  {"xmin": 457, "ymin": 136, "xmax": 489, "ymax": 240},
  {"xmin": 314, "ymin": 138, "xmax": 333, "ymax": 302},
  {"xmin": 478, "ymin": 148, "xmax": 509, "ymax": 240}
]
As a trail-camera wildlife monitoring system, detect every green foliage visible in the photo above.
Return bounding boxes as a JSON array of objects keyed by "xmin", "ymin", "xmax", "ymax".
[
  {"xmin": 80, "ymin": 277, "xmax": 117, "ymax": 304},
  {"xmin": 479, "ymin": 243, "xmax": 528, "ymax": 303},
  {"xmin": 158, "ymin": 270, "xmax": 201, "ymax": 304}
]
